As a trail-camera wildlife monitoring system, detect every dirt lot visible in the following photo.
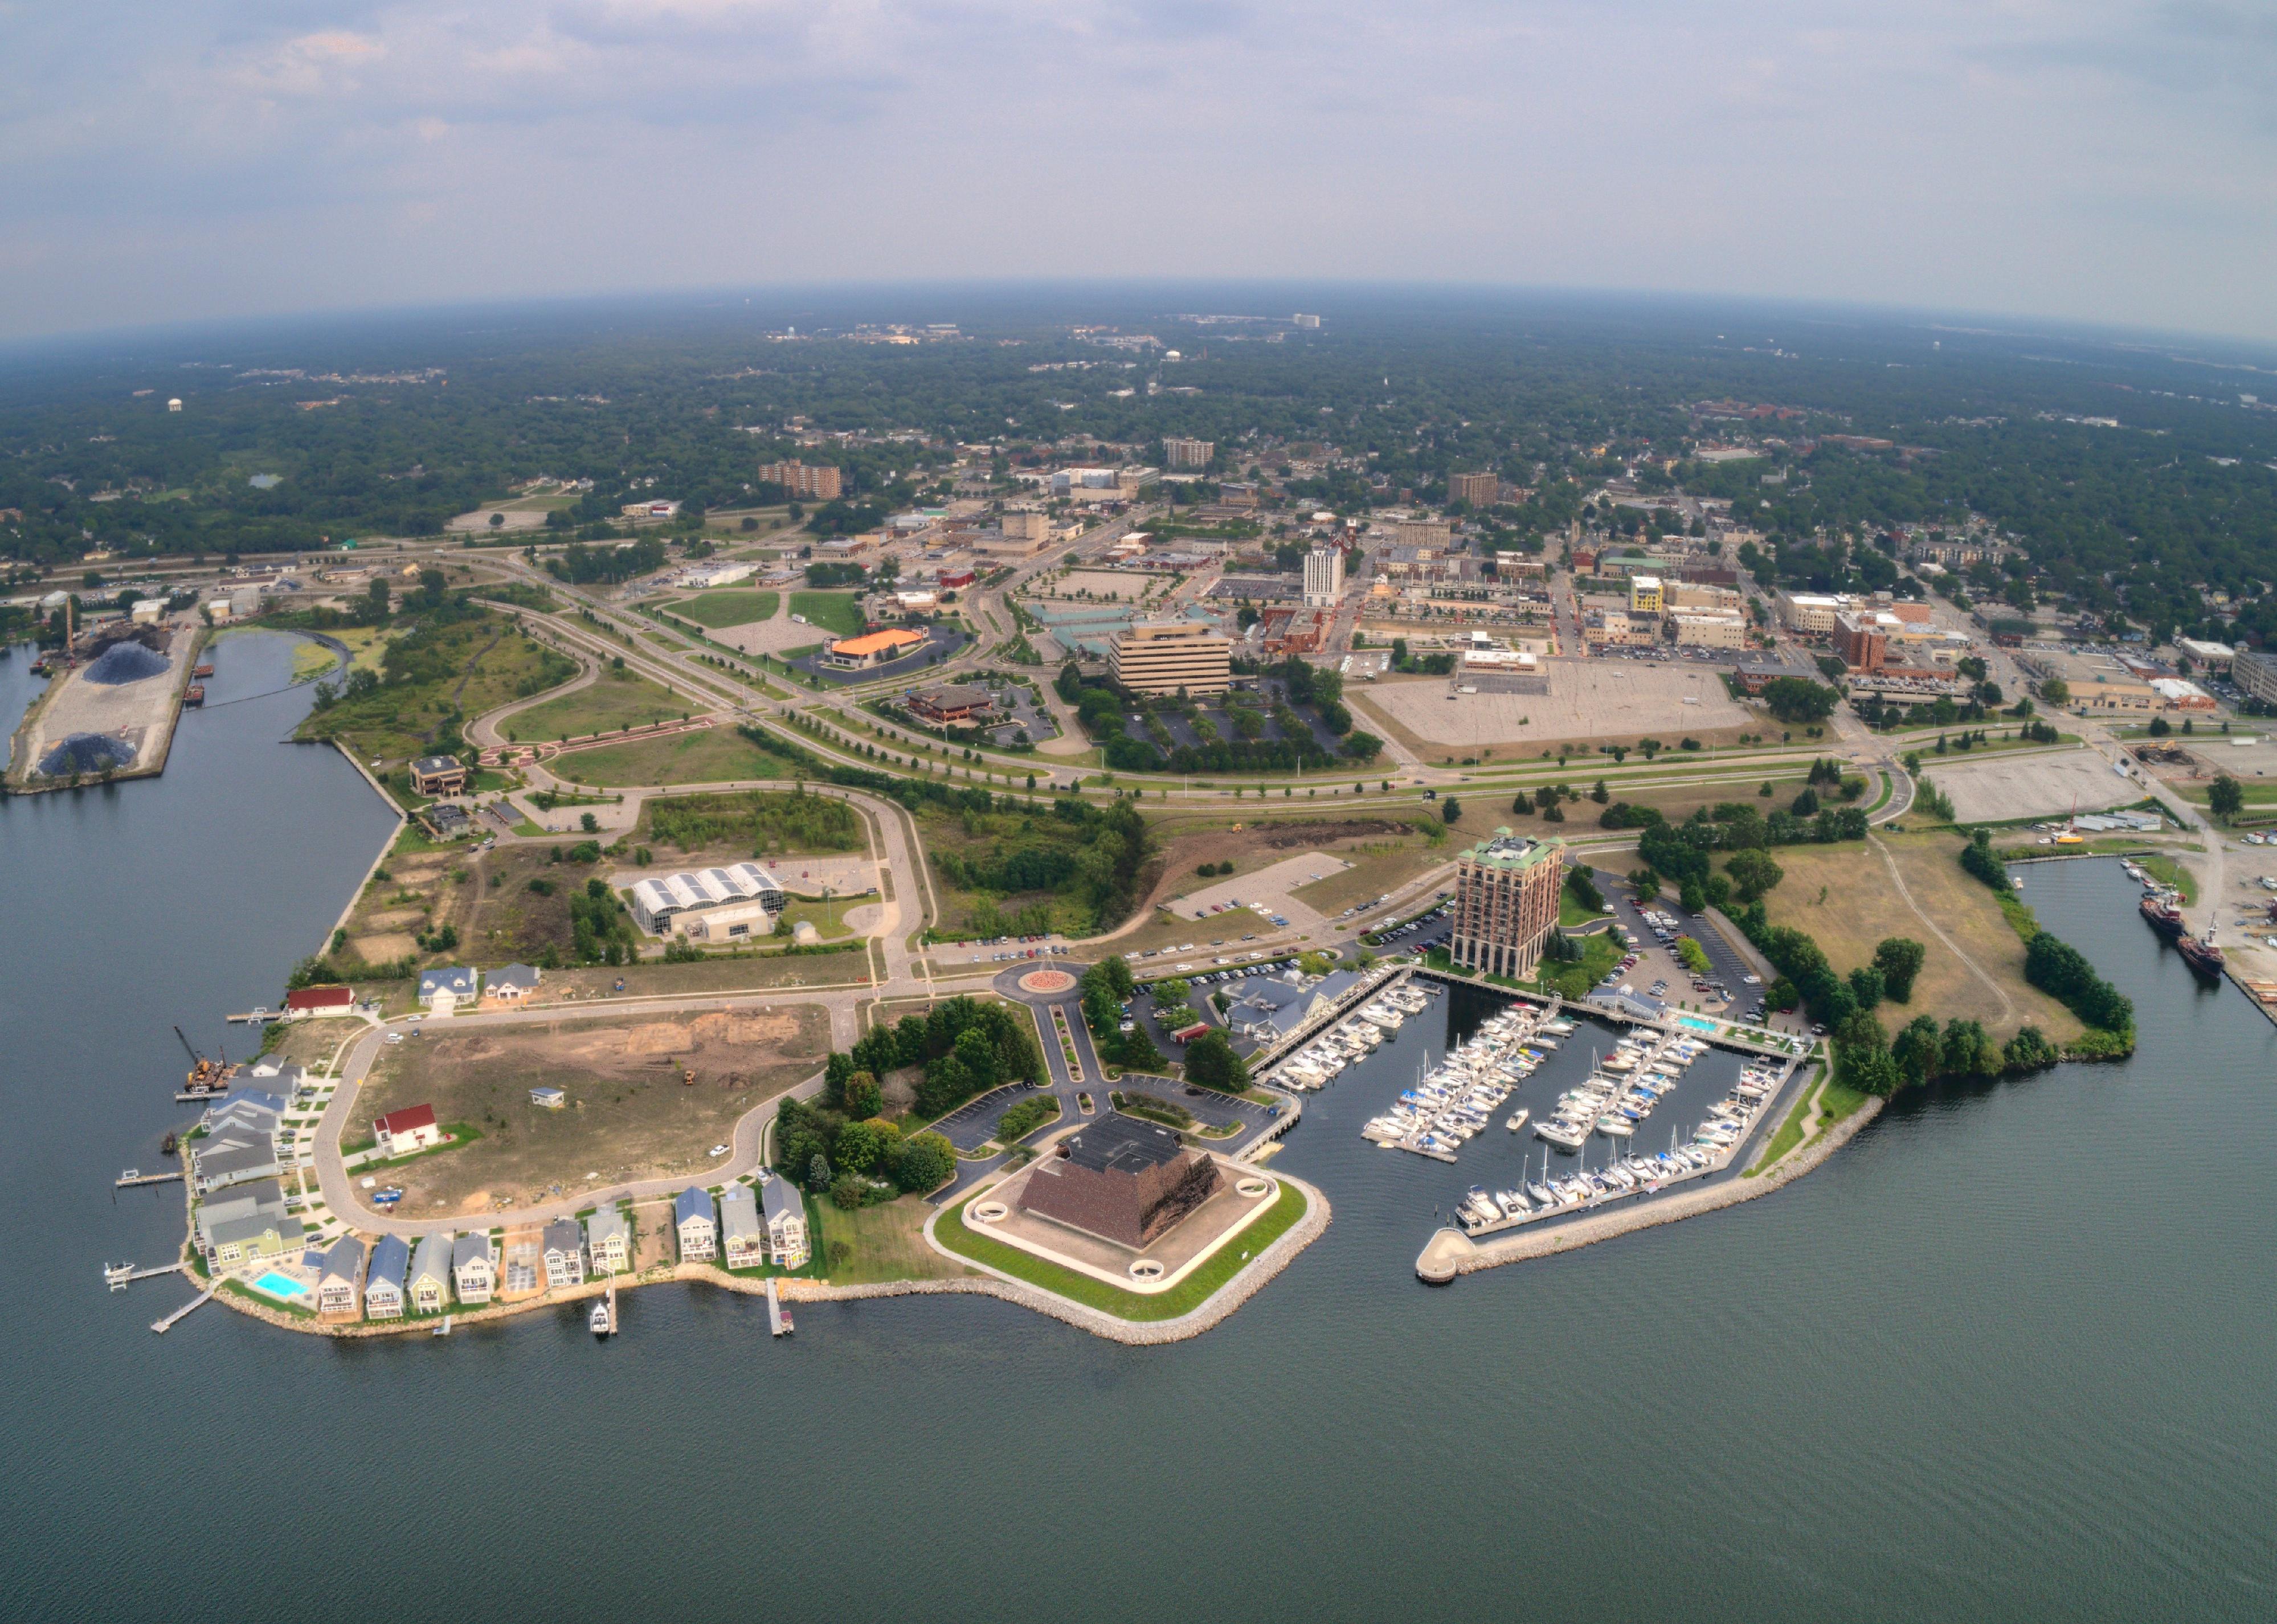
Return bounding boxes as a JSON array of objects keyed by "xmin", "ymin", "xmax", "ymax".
[
  {"xmin": 1760, "ymin": 831, "xmax": 2081, "ymax": 1042},
  {"xmin": 1134, "ymin": 815, "xmax": 1434, "ymax": 917},
  {"xmin": 1354, "ymin": 660, "xmax": 1751, "ymax": 753},
  {"xmin": 1929, "ymin": 748, "xmax": 2147, "ymax": 824},
  {"xmin": 351, "ymin": 1007, "xmax": 831, "ymax": 1216}
]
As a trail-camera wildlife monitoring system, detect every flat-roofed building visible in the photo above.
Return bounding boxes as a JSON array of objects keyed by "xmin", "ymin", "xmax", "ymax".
[
  {"xmin": 1450, "ymin": 829, "xmax": 1565, "ymax": 980},
  {"xmin": 2176, "ymin": 637, "xmax": 2235, "ymax": 673},
  {"xmin": 629, "ymin": 861, "xmax": 785, "ymax": 938},
  {"xmin": 823, "ymin": 627, "xmax": 926, "ymax": 669},
  {"xmin": 759, "ymin": 460, "xmax": 843, "ymax": 500},
  {"xmin": 1394, "ymin": 518, "xmax": 1453, "ymax": 550},
  {"xmin": 1673, "ymin": 612, "xmax": 1747, "ymax": 649},
  {"xmin": 1628, "ymin": 574, "xmax": 1664, "ymax": 615},
  {"xmin": 1164, "ymin": 437, "xmax": 1214, "ymax": 471},
  {"xmin": 410, "ymin": 754, "xmax": 469, "ymax": 796},
  {"xmin": 1449, "ymin": 471, "xmax": 1499, "ymax": 507},
  {"xmin": 1302, "ymin": 547, "xmax": 1345, "ymax": 607},
  {"xmin": 1776, "ymin": 591, "xmax": 1850, "ymax": 635},
  {"xmin": 1109, "ymin": 621, "xmax": 1231, "ymax": 696},
  {"xmin": 2234, "ymin": 646, "xmax": 2277, "ymax": 707}
]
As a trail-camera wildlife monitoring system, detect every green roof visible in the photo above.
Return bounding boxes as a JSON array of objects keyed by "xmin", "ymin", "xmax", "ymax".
[{"xmin": 1464, "ymin": 829, "xmax": 1563, "ymax": 870}]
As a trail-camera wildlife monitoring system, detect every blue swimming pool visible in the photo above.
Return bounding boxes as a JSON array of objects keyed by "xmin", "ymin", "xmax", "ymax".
[
  {"xmin": 252, "ymin": 1271, "xmax": 310, "ymax": 1301},
  {"xmin": 1675, "ymin": 1015, "xmax": 1719, "ymax": 1033}
]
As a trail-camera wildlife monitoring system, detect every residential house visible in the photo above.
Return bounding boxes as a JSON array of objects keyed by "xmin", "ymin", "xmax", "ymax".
[
  {"xmin": 191, "ymin": 1136, "xmax": 283, "ymax": 1196},
  {"xmin": 529, "ymin": 1086, "xmax": 567, "ymax": 1110},
  {"xmin": 674, "ymin": 1187, "xmax": 718, "ymax": 1262},
  {"xmin": 451, "ymin": 1233, "xmax": 495, "ymax": 1303},
  {"xmin": 761, "ymin": 1175, "xmax": 810, "ymax": 1269},
  {"xmin": 206, "ymin": 1210, "xmax": 304, "ymax": 1271},
  {"xmin": 194, "ymin": 1177, "xmax": 289, "ymax": 1253},
  {"xmin": 317, "ymin": 1236, "xmax": 366, "ymax": 1317},
  {"xmin": 720, "ymin": 1184, "xmax": 766, "ymax": 1271},
  {"xmin": 417, "ymin": 967, "xmax": 477, "ymax": 1012},
  {"xmin": 373, "ymin": 1104, "xmax": 444, "ymax": 1159},
  {"xmin": 586, "ymin": 1208, "xmax": 632, "ymax": 1277},
  {"xmin": 284, "ymin": 985, "xmax": 357, "ymax": 1020},
  {"xmin": 365, "ymin": 1235, "xmax": 408, "ymax": 1320},
  {"xmin": 409, "ymin": 754, "xmax": 469, "ymax": 796},
  {"xmin": 485, "ymin": 963, "xmax": 542, "ymax": 1004},
  {"xmin": 408, "ymin": 1233, "xmax": 453, "ymax": 1314},
  {"xmin": 542, "ymin": 1218, "xmax": 587, "ymax": 1288}
]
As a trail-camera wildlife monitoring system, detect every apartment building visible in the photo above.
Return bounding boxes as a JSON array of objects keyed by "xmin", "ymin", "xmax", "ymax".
[
  {"xmin": 1449, "ymin": 471, "xmax": 1500, "ymax": 507},
  {"xmin": 1109, "ymin": 621, "xmax": 1232, "ymax": 696},
  {"xmin": 1302, "ymin": 547, "xmax": 1346, "ymax": 607},
  {"xmin": 1165, "ymin": 437, "xmax": 1214, "ymax": 471},
  {"xmin": 1450, "ymin": 831, "xmax": 1565, "ymax": 980}
]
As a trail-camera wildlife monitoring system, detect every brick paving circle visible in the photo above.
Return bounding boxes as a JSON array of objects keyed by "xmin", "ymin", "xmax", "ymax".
[{"xmin": 1016, "ymin": 968, "xmax": 1077, "ymax": 995}]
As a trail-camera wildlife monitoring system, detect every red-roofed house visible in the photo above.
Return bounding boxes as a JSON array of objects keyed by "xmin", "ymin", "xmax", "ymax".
[
  {"xmin": 285, "ymin": 985, "xmax": 357, "ymax": 1019},
  {"xmin": 374, "ymin": 1105, "xmax": 443, "ymax": 1159}
]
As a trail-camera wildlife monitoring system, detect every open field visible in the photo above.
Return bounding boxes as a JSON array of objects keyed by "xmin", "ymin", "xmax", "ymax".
[
  {"xmin": 778, "ymin": 894, "xmax": 871, "ymax": 941},
  {"xmin": 1170, "ymin": 849, "xmax": 1347, "ymax": 928},
  {"xmin": 1927, "ymin": 748, "xmax": 2140, "ymax": 823},
  {"xmin": 664, "ymin": 590, "xmax": 779, "ymax": 629},
  {"xmin": 1112, "ymin": 907, "xmax": 1278, "ymax": 958},
  {"xmin": 559, "ymin": 727, "xmax": 781, "ymax": 787},
  {"xmin": 788, "ymin": 591, "xmax": 865, "ymax": 637},
  {"xmin": 813, "ymin": 1196, "xmax": 971, "ymax": 1283},
  {"xmin": 1133, "ymin": 813, "xmax": 1443, "ymax": 915},
  {"xmin": 1354, "ymin": 660, "xmax": 1752, "ymax": 753},
  {"xmin": 1759, "ymin": 831, "xmax": 2082, "ymax": 1042},
  {"xmin": 298, "ymin": 613, "xmax": 577, "ymax": 768},
  {"xmin": 510, "ymin": 669, "xmax": 695, "ymax": 741},
  {"xmin": 1289, "ymin": 842, "xmax": 1450, "ymax": 917},
  {"xmin": 351, "ymin": 1007, "xmax": 829, "ymax": 1216}
]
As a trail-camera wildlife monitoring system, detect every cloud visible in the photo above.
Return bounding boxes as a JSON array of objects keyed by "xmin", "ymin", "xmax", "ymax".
[{"xmin": 1, "ymin": 1, "xmax": 2275, "ymax": 341}]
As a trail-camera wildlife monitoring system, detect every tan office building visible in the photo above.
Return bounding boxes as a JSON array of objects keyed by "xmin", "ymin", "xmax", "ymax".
[
  {"xmin": 1109, "ymin": 621, "xmax": 1232, "ymax": 696},
  {"xmin": 1165, "ymin": 437, "xmax": 1214, "ymax": 471},
  {"xmin": 1449, "ymin": 472, "xmax": 1499, "ymax": 507},
  {"xmin": 1450, "ymin": 831, "xmax": 1565, "ymax": 980}
]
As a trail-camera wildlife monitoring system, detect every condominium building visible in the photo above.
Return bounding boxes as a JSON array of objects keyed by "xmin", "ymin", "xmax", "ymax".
[
  {"xmin": 758, "ymin": 460, "xmax": 843, "ymax": 500},
  {"xmin": 1450, "ymin": 830, "xmax": 1566, "ymax": 980},
  {"xmin": 2234, "ymin": 646, "xmax": 2277, "ymax": 707},
  {"xmin": 1449, "ymin": 471, "xmax": 1499, "ymax": 507},
  {"xmin": 1395, "ymin": 518, "xmax": 1453, "ymax": 550},
  {"xmin": 1165, "ymin": 437, "xmax": 1214, "ymax": 471},
  {"xmin": 1109, "ymin": 621, "xmax": 1232, "ymax": 696},
  {"xmin": 1302, "ymin": 547, "xmax": 1346, "ymax": 607}
]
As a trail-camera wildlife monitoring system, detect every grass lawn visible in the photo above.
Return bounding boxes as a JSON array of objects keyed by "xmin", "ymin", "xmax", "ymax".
[
  {"xmin": 933, "ymin": 1180, "xmax": 1308, "ymax": 1320},
  {"xmin": 665, "ymin": 590, "xmax": 779, "ymax": 629},
  {"xmin": 296, "ymin": 612, "xmax": 574, "ymax": 766},
  {"xmin": 777, "ymin": 893, "xmax": 869, "ymax": 941},
  {"xmin": 788, "ymin": 591, "xmax": 865, "ymax": 638},
  {"xmin": 1532, "ymin": 930, "xmax": 1622, "ymax": 999},
  {"xmin": 1761, "ymin": 831, "xmax": 2081, "ymax": 1042},
  {"xmin": 2132, "ymin": 851, "xmax": 2197, "ymax": 903},
  {"xmin": 1288, "ymin": 842, "xmax": 1444, "ymax": 916},
  {"xmin": 813, "ymin": 1196, "xmax": 971, "ymax": 1283},
  {"xmin": 1111, "ymin": 908, "xmax": 1278, "ymax": 958},
  {"xmin": 511, "ymin": 670, "xmax": 696, "ymax": 742},
  {"xmin": 561, "ymin": 727, "xmax": 788, "ymax": 788}
]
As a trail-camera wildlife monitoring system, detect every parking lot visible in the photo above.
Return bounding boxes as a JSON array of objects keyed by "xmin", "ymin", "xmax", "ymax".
[
  {"xmin": 1603, "ymin": 890, "xmax": 1771, "ymax": 1023},
  {"xmin": 927, "ymin": 1080, "xmax": 1048, "ymax": 1152},
  {"xmin": 1174, "ymin": 850, "xmax": 1347, "ymax": 928}
]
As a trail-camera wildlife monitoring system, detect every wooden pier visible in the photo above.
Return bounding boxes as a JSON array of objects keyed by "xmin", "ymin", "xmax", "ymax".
[
  {"xmin": 151, "ymin": 1288, "xmax": 216, "ymax": 1334},
  {"xmin": 765, "ymin": 1276, "xmax": 789, "ymax": 1336},
  {"xmin": 115, "ymin": 1169, "xmax": 183, "ymax": 1189},
  {"xmin": 104, "ymin": 1260, "xmax": 185, "ymax": 1291}
]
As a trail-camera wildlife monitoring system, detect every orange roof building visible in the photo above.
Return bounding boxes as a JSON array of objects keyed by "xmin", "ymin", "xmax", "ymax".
[{"xmin": 824, "ymin": 627, "xmax": 927, "ymax": 669}]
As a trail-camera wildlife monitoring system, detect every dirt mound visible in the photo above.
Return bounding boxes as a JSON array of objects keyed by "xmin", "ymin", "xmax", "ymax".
[
  {"xmin": 83, "ymin": 641, "xmax": 170, "ymax": 685},
  {"xmin": 37, "ymin": 732, "xmax": 137, "ymax": 775},
  {"xmin": 1254, "ymin": 819, "xmax": 1410, "ymax": 849}
]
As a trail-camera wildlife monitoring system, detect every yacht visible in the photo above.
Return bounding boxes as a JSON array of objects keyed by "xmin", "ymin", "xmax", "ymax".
[{"xmin": 1505, "ymin": 1108, "xmax": 1530, "ymax": 1132}]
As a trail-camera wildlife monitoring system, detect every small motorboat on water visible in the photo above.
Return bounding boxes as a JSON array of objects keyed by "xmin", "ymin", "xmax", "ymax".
[
  {"xmin": 590, "ymin": 1299, "xmax": 612, "ymax": 1336},
  {"xmin": 1506, "ymin": 1108, "xmax": 1530, "ymax": 1132}
]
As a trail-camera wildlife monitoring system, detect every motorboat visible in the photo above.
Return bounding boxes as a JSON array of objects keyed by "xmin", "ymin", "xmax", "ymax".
[{"xmin": 1506, "ymin": 1108, "xmax": 1530, "ymax": 1132}]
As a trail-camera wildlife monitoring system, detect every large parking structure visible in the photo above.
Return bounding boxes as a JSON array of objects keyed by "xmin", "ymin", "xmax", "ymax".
[{"xmin": 1352, "ymin": 659, "xmax": 1751, "ymax": 750}]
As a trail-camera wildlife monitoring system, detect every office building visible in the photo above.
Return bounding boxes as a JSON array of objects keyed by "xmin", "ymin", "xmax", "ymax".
[
  {"xmin": 758, "ymin": 460, "xmax": 843, "ymax": 500},
  {"xmin": 1109, "ymin": 621, "xmax": 1232, "ymax": 696},
  {"xmin": 1164, "ymin": 437, "xmax": 1214, "ymax": 472},
  {"xmin": 1450, "ymin": 830, "xmax": 1565, "ymax": 980},
  {"xmin": 1292, "ymin": 313, "xmax": 1321, "ymax": 329},
  {"xmin": 1449, "ymin": 471, "xmax": 1499, "ymax": 507},
  {"xmin": 1628, "ymin": 575, "xmax": 1664, "ymax": 615},
  {"xmin": 1302, "ymin": 547, "xmax": 1345, "ymax": 607},
  {"xmin": 2234, "ymin": 647, "xmax": 2277, "ymax": 707}
]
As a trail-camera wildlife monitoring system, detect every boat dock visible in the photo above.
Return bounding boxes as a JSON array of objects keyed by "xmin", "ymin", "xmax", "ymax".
[
  {"xmin": 151, "ymin": 1288, "xmax": 216, "ymax": 1333},
  {"xmin": 104, "ymin": 1260, "xmax": 185, "ymax": 1291},
  {"xmin": 115, "ymin": 1168, "xmax": 183, "ymax": 1189},
  {"xmin": 765, "ymin": 1277, "xmax": 790, "ymax": 1336}
]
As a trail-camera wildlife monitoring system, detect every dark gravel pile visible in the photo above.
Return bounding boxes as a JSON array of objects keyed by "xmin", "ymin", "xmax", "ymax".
[
  {"xmin": 38, "ymin": 733, "xmax": 137, "ymax": 775},
  {"xmin": 83, "ymin": 641, "xmax": 170, "ymax": 685}
]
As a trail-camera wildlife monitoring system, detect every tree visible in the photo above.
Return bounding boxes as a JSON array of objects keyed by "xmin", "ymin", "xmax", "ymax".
[
  {"xmin": 842, "ymin": 1071, "xmax": 883, "ymax": 1119},
  {"xmin": 1790, "ymin": 787, "xmax": 1820, "ymax": 818},
  {"xmin": 1674, "ymin": 936, "xmax": 1710, "ymax": 973},
  {"xmin": 1847, "ymin": 964, "xmax": 1886, "ymax": 1010},
  {"xmin": 1872, "ymin": 937, "xmax": 1927, "ymax": 1002},
  {"xmin": 1511, "ymin": 789, "xmax": 1534, "ymax": 814},
  {"xmin": 1761, "ymin": 677, "xmax": 1837, "ymax": 724},
  {"xmin": 1678, "ymin": 878, "xmax": 1706, "ymax": 914},
  {"xmin": 896, "ymin": 1131, "xmax": 955, "ymax": 1193},
  {"xmin": 1591, "ymin": 779, "xmax": 1610, "ymax": 804},
  {"xmin": 1056, "ymin": 661, "xmax": 1084, "ymax": 703},
  {"xmin": 835, "ymin": 1119, "xmax": 886, "ymax": 1173},
  {"xmin": 2208, "ymin": 774, "xmax": 2245, "ymax": 822},
  {"xmin": 1892, "ymin": 1015, "xmax": 1943, "ymax": 1086},
  {"xmin": 2038, "ymin": 677, "xmax": 2070, "ymax": 707},
  {"xmin": 1184, "ymin": 1029, "xmax": 1250, "ymax": 1092},
  {"xmin": 1629, "ymin": 867, "xmax": 1661, "ymax": 901},
  {"xmin": 806, "ymin": 1151, "xmax": 833, "ymax": 1192},
  {"xmin": 1726, "ymin": 847, "xmax": 1784, "ymax": 904},
  {"xmin": 1441, "ymin": 796, "xmax": 1461, "ymax": 824}
]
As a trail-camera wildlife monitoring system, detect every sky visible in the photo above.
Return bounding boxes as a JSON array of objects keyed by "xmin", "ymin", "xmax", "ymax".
[{"xmin": 3, "ymin": 1, "xmax": 2275, "ymax": 345}]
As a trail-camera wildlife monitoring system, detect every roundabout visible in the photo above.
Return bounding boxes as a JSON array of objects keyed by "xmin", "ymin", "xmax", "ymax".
[
  {"xmin": 1016, "ymin": 967, "xmax": 1077, "ymax": 996},
  {"xmin": 995, "ymin": 960, "xmax": 1088, "ymax": 1005}
]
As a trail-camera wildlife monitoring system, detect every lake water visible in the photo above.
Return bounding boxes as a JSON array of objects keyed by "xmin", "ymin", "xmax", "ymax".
[{"xmin": 3, "ymin": 637, "xmax": 2272, "ymax": 1622}]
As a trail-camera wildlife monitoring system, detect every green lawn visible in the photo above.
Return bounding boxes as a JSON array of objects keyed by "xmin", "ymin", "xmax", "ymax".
[
  {"xmin": 665, "ymin": 590, "xmax": 779, "ymax": 630},
  {"xmin": 813, "ymin": 1196, "xmax": 968, "ymax": 1284},
  {"xmin": 776, "ymin": 893, "xmax": 870, "ymax": 941},
  {"xmin": 509, "ymin": 671, "xmax": 695, "ymax": 741},
  {"xmin": 788, "ymin": 591, "xmax": 866, "ymax": 638},
  {"xmin": 933, "ymin": 1181, "xmax": 1308, "ymax": 1321},
  {"xmin": 559, "ymin": 726, "xmax": 787, "ymax": 788}
]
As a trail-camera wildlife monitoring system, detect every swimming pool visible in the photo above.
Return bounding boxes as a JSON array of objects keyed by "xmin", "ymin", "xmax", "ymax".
[
  {"xmin": 1675, "ymin": 1015, "xmax": 1719, "ymax": 1033},
  {"xmin": 252, "ymin": 1271, "xmax": 310, "ymax": 1302}
]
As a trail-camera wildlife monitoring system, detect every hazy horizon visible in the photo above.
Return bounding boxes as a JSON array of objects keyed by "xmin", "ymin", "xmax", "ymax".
[{"xmin": 5, "ymin": 3, "xmax": 2275, "ymax": 347}]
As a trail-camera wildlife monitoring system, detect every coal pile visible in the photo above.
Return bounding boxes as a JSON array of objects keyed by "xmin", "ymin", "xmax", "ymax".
[
  {"xmin": 38, "ymin": 733, "xmax": 137, "ymax": 775},
  {"xmin": 83, "ymin": 641, "xmax": 170, "ymax": 686}
]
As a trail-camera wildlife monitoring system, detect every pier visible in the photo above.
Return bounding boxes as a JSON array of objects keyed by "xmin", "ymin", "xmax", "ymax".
[
  {"xmin": 151, "ymin": 1288, "xmax": 216, "ymax": 1333},
  {"xmin": 115, "ymin": 1168, "xmax": 183, "ymax": 1189},
  {"xmin": 104, "ymin": 1260, "xmax": 185, "ymax": 1291},
  {"xmin": 765, "ymin": 1277, "xmax": 790, "ymax": 1336}
]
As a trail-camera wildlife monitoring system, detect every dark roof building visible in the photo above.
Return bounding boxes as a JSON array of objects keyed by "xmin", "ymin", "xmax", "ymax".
[{"xmin": 1016, "ymin": 1115, "xmax": 1220, "ymax": 1249}]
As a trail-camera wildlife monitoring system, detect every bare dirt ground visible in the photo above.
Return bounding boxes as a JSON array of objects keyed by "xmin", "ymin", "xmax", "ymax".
[
  {"xmin": 352, "ymin": 1007, "xmax": 829, "ymax": 1216},
  {"xmin": 1135, "ymin": 816, "xmax": 1428, "ymax": 918},
  {"xmin": 1929, "ymin": 748, "xmax": 2144, "ymax": 824},
  {"xmin": 1761, "ymin": 831, "xmax": 2081, "ymax": 1042},
  {"xmin": 1354, "ymin": 660, "xmax": 1750, "ymax": 751}
]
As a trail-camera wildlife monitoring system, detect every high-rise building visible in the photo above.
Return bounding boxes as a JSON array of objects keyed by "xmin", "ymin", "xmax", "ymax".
[
  {"xmin": 1109, "ymin": 621, "xmax": 1232, "ymax": 696},
  {"xmin": 1293, "ymin": 313, "xmax": 1321, "ymax": 329},
  {"xmin": 1450, "ymin": 830, "xmax": 1565, "ymax": 980},
  {"xmin": 1628, "ymin": 574, "xmax": 1663, "ymax": 615},
  {"xmin": 1164, "ymin": 437, "xmax": 1214, "ymax": 471},
  {"xmin": 1302, "ymin": 547, "xmax": 1346, "ymax": 607},
  {"xmin": 758, "ymin": 460, "xmax": 843, "ymax": 500},
  {"xmin": 1449, "ymin": 471, "xmax": 1499, "ymax": 507}
]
